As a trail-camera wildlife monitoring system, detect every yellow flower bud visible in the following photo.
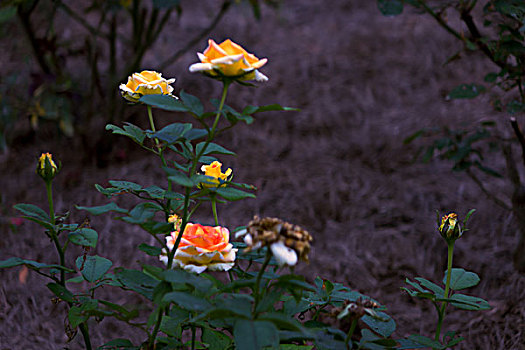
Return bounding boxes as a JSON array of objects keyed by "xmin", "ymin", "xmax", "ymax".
[
  {"xmin": 200, "ymin": 161, "xmax": 232, "ymax": 187},
  {"xmin": 439, "ymin": 213, "xmax": 461, "ymax": 241},
  {"xmin": 36, "ymin": 153, "xmax": 58, "ymax": 181}
]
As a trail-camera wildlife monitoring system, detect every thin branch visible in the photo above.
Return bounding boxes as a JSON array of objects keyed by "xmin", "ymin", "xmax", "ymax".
[
  {"xmin": 159, "ymin": 0, "xmax": 232, "ymax": 70},
  {"xmin": 55, "ymin": 1, "xmax": 110, "ymax": 40},
  {"xmin": 416, "ymin": 0, "xmax": 464, "ymax": 42},
  {"xmin": 466, "ymin": 168, "xmax": 511, "ymax": 211},
  {"xmin": 510, "ymin": 117, "xmax": 525, "ymax": 168}
]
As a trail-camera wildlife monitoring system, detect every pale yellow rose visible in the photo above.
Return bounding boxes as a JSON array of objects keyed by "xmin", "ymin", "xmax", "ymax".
[
  {"xmin": 119, "ymin": 70, "xmax": 176, "ymax": 103},
  {"xmin": 200, "ymin": 161, "xmax": 232, "ymax": 187},
  {"xmin": 189, "ymin": 39, "xmax": 268, "ymax": 82},
  {"xmin": 160, "ymin": 223, "xmax": 237, "ymax": 274}
]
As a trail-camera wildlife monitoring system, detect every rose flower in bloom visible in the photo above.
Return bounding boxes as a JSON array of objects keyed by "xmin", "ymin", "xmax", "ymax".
[
  {"xmin": 189, "ymin": 39, "xmax": 268, "ymax": 82},
  {"xmin": 119, "ymin": 70, "xmax": 176, "ymax": 103},
  {"xmin": 160, "ymin": 216, "xmax": 237, "ymax": 274},
  {"xmin": 200, "ymin": 161, "xmax": 232, "ymax": 187},
  {"xmin": 236, "ymin": 216, "xmax": 313, "ymax": 267}
]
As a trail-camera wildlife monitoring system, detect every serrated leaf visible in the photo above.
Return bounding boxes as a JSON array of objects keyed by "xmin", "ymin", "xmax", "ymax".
[
  {"xmin": 408, "ymin": 334, "xmax": 445, "ymax": 349},
  {"xmin": 77, "ymin": 202, "xmax": 128, "ymax": 215},
  {"xmin": 449, "ymin": 293, "xmax": 491, "ymax": 310},
  {"xmin": 139, "ymin": 94, "xmax": 188, "ymax": 112},
  {"xmin": 414, "ymin": 277, "xmax": 444, "ymax": 295},
  {"xmin": 184, "ymin": 128, "xmax": 208, "ymax": 140},
  {"xmin": 443, "ymin": 268, "xmax": 480, "ymax": 290},
  {"xmin": 167, "ymin": 170, "xmax": 195, "ymax": 188},
  {"xmin": 76, "ymin": 255, "xmax": 112, "ymax": 283},
  {"xmin": 0, "ymin": 257, "xmax": 73, "ymax": 272},
  {"xmin": 108, "ymin": 180, "xmax": 142, "ymax": 192},
  {"xmin": 114, "ymin": 268, "xmax": 158, "ymax": 300},
  {"xmin": 14, "ymin": 203, "xmax": 49, "ymax": 221},
  {"xmin": 68, "ymin": 228, "xmax": 98, "ymax": 248},
  {"xmin": 202, "ymin": 328, "xmax": 232, "ymax": 350}
]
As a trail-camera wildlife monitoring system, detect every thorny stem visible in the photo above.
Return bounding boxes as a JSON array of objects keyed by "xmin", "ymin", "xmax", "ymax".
[
  {"xmin": 345, "ymin": 318, "xmax": 358, "ymax": 349},
  {"xmin": 435, "ymin": 242, "xmax": 454, "ymax": 343},
  {"xmin": 253, "ymin": 249, "xmax": 272, "ymax": 315}
]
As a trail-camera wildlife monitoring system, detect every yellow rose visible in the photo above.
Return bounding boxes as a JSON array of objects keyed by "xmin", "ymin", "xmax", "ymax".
[
  {"xmin": 160, "ymin": 223, "xmax": 237, "ymax": 274},
  {"xmin": 119, "ymin": 70, "xmax": 176, "ymax": 103},
  {"xmin": 200, "ymin": 161, "xmax": 232, "ymax": 187},
  {"xmin": 36, "ymin": 152, "xmax": 58, "ymax": 181},
  {"xmin": 189, "ymin": 39, "xmax": 268, "ymax": 82}
]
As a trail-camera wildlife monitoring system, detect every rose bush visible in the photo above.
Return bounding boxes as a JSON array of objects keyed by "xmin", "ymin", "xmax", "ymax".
[
  {"xmin": 189, "ymin": 39, "xmax": 268, "ymax": 82},
  {"xmin": 119, "ymin": 70, "xmax": 176, "ymax": 103},
  {"xmin": 160, "ymin": 222, "xmax": 237, "ymax": 274}
]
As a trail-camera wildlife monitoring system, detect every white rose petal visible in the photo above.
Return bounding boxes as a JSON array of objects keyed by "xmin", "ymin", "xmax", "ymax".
[{"xmin": 270, "ymin": 241, "xmax": 298, "ymax": 266}]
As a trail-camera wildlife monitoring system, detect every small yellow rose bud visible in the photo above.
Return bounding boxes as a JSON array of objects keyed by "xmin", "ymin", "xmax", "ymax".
[
  {"xmin": 200, "ymin": 161, "xmax": 232, "ymax": 187},
  {"xmin": 36, "ymin": 152, "xmax": 58, "ymax": 181},
  {"xmin": 119, "ymin": 70, "xmax": 176, "ymax": 103},
  {"xmin": 189, "ymin": 39, "xmax": 268, "ymax": 82},
  {"xmin": 439, "ymin": 213, "xmax": 462, "ymax": 241}
]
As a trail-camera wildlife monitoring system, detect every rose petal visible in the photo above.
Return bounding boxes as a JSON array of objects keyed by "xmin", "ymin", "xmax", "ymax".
[
  {"xmin": 270, "ymin": 241, "xmax": 298, "ymax": 266},
  {"xmin": 189, "ymin": 62, "xmax": 215, "ymax": 73}
]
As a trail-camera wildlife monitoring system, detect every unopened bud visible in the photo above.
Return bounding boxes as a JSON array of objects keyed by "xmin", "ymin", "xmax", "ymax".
[
  {"xmin": 439, "ymin": 213, "xmax": 462, "ymax": 241},
  {"xmin": 36, "ymin": 153, "xmax": 58, "ymax": 182}
]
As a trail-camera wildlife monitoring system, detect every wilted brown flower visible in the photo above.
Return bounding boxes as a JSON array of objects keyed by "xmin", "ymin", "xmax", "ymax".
[{"xmin": 238, "ymin": 216, "xmax": 313, "ymax": 266}]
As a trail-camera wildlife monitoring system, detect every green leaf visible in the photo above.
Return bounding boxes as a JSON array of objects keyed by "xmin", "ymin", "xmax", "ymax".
[
  {"xmin": 77, "ymin": 203, "xmax": 128, "ymax": 215},
  {"xmin": 121, "ymin": 203, "xmax": 159, "ymax": 224},
  {"xmin": 167, "ymin": 170, "xmax": 195, "ymax": 188},
  {"xmin": 98, "ymin": 338, "xmax": 138, "ymax": 349},
  {"xmin": 106, "ymin": 123, "xmax": 146, "ymax": 144},
  {"xmin": 68, "ymin": 228, "xmax": 98, "ymax": 248},
  {"xmin": 69, "ymin": 306, "xmax": 89, "ymax": 328},
  {"xmin": 447, "ymin": 83, "xmax": 486, "ymax": 99},
  {"xmin": 248, "ymin": 104, "xmax": 299, "ymax": 114},
  {"xmin": 202, "ymin": 328, "xmax": 232, "ymax": 350},
  {"xmin": 234, "ymin": 320, "xmax": 279, "ymax": 350},
  {"xmin": 139, "ymin": 94, "xmax": 188, "ymax": 112},
  {"xmin": 215, "ymin": 187, "xmax": 255, "ymax": 201},
  {"xmin": 258, "ymin": 312, "xmax": 304, "ymax": 331},
  {"xmin": 47, "ymin": 283, "xmax": 75, "ymax": 302},
  {"xmin": 184, "ymin": 128, "xmax": 208, "ymax": 141},
  {"xmin": 280, "ymin": 345, "xmax": 314, "ymax": 350},
  {"xmin": 414, "ymin": 277, "xmax": 444, "ymax": 296},
  {"xmin": 449, "ymin": 293, "xmax": 491, "ymax": 310},
  {"xmin": 377, "ymin": 0, "xmax": 403, "ymax": 16},
  {"xmin": 484, "ymin": 72, "xmax": 498, "ymax": 83},
  {"xmin": 162, "ymin": 291, "xmax": 212, "ymax": 311},
  {"xmin": 196, "ymin": 142, "xmax": 236, "ymax": 156},
  {"xmin": 14, "ymin": 203, "xmax": 49, "ymax": 221},
  {"xmin": 162, "ymin": 269, "xmax": 214, "ymax": 293},
  {"xmin": 362, "ymin": 311, "xmax": 396, "ymax": 338},
  {"xmin": 180, "ymin": 90, "xmax": 204, "ymax": 116},
  {"xmin": 408, "ymin": 334, "xmax": 445, "ymax": 349},
  {"xmin": 114, "ymin": 268, "xmax": 158, "ymax": 300},
  {"xmin": 76, "ymin": 255, "xmax": 112, "ymax": 283},
  {"xmin": 0, "ymin": 257, "xmax": 73, "ymax": 272},
  {"xmin": 108, "ymin": 180, "xmax": 142, "ymax": 192},
  {"xmin": 152, "ymin": 123, "xmax": 193, "ymax": 144},
  {"xmin": 138, "ymin": 243, "xmax": 161, "ymax": 256},
  {"xmin": 443, "ymin": 268, "xmax": 480, "ymax": 290}
]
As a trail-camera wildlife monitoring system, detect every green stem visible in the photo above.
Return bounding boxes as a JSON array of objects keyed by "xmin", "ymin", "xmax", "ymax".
[
  {"xmin": 191, "ymin": 323, "xmax": 196, "ymax": 350},
  {"xmin": 148, "ymin": 309, "xmax": 164, "ymax": 349},
  {"xmin": 46, "ymin": 181, "xmax": 55, "ymax": 225},
  {"xmin": 345, "ymin": 318, "xmax": 358, "ymax": 349},
  {"xmin": 211, "ymin": 196, "xmax": 219, "ymax": 226},
  {"xmin": 79, "ymin": 323, "xmax": 92, "ymax": 350},
  {"xmin": 147, "ymin": 105, "xmax": 160, "ymax": 148},
  {"xmin": 435, "ymin": 242, "xmax": 455, "ymax": 342},
  {"xmin": 253, "ymin": 249, "xmax": 272, "ymax": 315}
]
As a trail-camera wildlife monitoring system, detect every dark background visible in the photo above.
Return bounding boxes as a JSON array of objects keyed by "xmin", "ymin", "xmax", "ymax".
[{"xmin": 1, "ymin": 1, "xmax": 524, "ymax": 348}]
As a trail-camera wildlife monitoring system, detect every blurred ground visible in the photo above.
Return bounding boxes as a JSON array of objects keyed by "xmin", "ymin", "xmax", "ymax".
[{"xmin": 1, "ymin": 1, "xmax": 524, "ymax": 349}]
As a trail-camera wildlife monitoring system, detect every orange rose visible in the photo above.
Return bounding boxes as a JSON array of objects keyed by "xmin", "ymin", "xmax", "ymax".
[
  {"xmin": 189, "ymin": 39, "xmax": 268, "ymax": 82},
  {"xmin": 119, "ymin": 70, "xmax": 176, "ymax": 103},
  {"xmin": 160, "ymin": 222, "xmax": 237, "ymax": 274}
]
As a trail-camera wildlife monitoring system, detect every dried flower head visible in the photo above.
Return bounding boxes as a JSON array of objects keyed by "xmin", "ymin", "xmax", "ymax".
[{"xmin": 238, "ymin": 216, "xmax": 313, "ymax": 266}]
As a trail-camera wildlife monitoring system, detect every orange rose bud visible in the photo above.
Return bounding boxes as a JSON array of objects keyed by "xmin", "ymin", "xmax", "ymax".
[{"xmin": 189, "ymin": 39, "xmax": 268, "ymax": 82}]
